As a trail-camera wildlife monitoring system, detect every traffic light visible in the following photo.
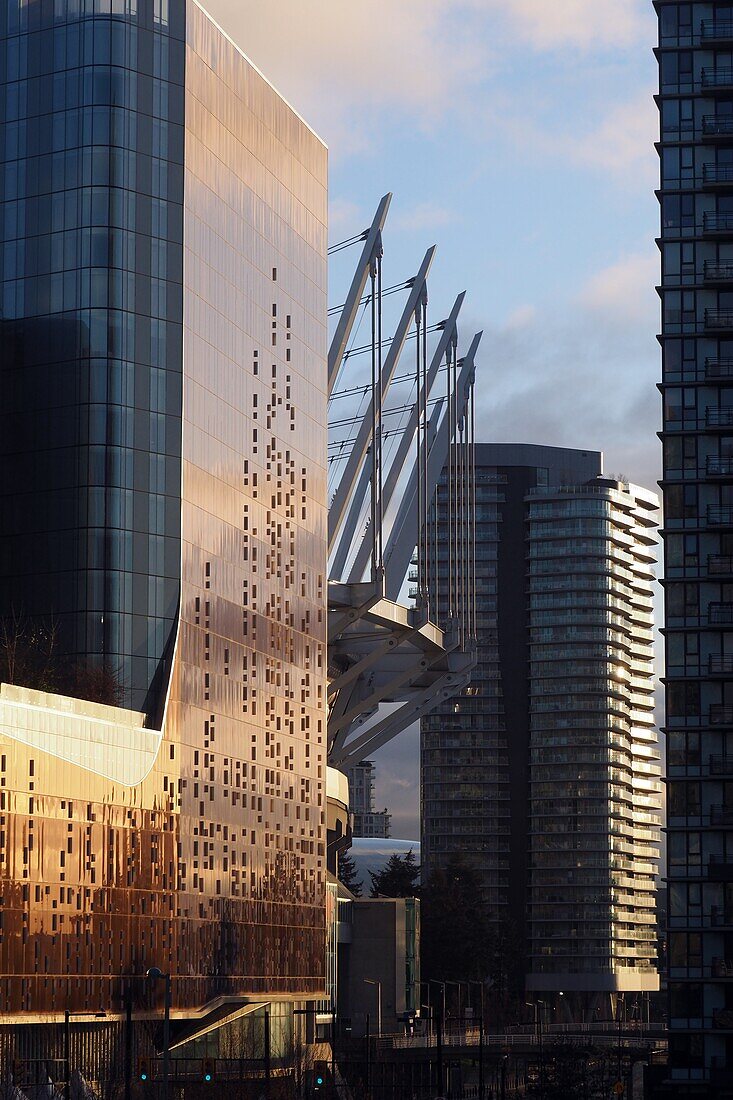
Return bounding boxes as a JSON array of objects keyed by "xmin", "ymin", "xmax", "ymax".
[
  {"xmin": 202, "ymin": 1058, "xmax": 215, "ymax": 1082},
  {"xmin": 138, "ymin": 1057, "xmax": 150, "ymax": 1082},
  {"xmin": 313, "ymin": 1060, "xmax": 328, "ymax": 1092}
]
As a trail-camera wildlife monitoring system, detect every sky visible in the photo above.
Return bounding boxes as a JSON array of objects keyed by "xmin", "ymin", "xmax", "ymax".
[{"xmin": 204, "ymin": 0, "xmax": 662, "ymax": 840}]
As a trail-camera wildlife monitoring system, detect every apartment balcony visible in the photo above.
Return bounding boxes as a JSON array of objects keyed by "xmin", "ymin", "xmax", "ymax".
[
  {"xmin": 703, "ymin": 164, "xmax": 733, "ymax": 190},
  {"xmin": 703, "ymin": 212, "xmax": 733, "ymax": 236},
  {"xmin": 710, "ymin": 655, "xmax": 733, "ymax": 674},
  {"xmin": 706, "ymin": 357, "xmax": 733, "ymax": 380},
  {"xmin": 707, "ymin": 456, "xmax": 733, "ymax": 475},
  {"xmin": 710, "ymin": 805, "xmax": 733, "ymax": 825},
  {"xmin": 704, "ymin": 261, "xmax": 733, "ymax": 284},
  {"xmin": 710, "ymin": 755, "xmax": 733, "ymax": 775},
  {"xmin": 704, "ymin": 310, "xmax": 733, "ymax": 332},
  {"xmin": 709, "ymin": 859, "xmax": 733, "ymax": 881},
  {"xmin": 708, "ymin": 554, "xmax": 733, "ymax": 576},
  {"xmin": 710, "ymin": 704, "xmax": 733, "ymax": 724},
  {"xmin": 702, "ymin": 68, "xmax": 733, "ymax": 91},
  {"xmin": 707, "ymin": 506, "xmax": 733, "ymax": 525},
  {"xmin": 701, "ymin": 20, "xmax": 733, "ymax": 44},
  {"xmin": 703, "ymin": 116, "xmax": 733, "ymax": 141},
  {"xmin": 708, "ymin": 603, "xmax": 733, "ymax": 624}
]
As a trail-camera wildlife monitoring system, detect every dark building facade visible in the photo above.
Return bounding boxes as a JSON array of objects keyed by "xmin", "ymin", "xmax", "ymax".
[
  {"xmin": 422, "ymin": 444, "xmax": 660, "ymax": 1006},
  {"xmin": 0, "ymin": 0, "xmax": 328, "ymax": 1028},
  {"xmin": 656, "ymin": 3, "xmax": 733, "ymax": 1090}
]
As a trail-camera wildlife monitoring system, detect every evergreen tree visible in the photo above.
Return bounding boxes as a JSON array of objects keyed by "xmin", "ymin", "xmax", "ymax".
[
  {"xmin": 369, "ymin": 849, "xmax": 420, "ymax": 897},
  {"xmin": 338, "ymin": 849, "xmax": 363, "ymax": 897},
  {"xmin": 420, "ymin": 857, "xmax": 493, "ymax": 985}
]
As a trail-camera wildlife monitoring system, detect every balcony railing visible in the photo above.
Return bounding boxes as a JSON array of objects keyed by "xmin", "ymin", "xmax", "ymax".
[
  {"xmin": 708, "ymin": 603, "xmax": 733, "ymax": 624},
  {"xmin": 703, "ymin": 212, "xmax": 733, "ymax": 233},
  {"xmin": 710, "ymin": 805, "xmax": 733, "ymax": 825},
  {"xmin": 705, "ymin": 311, "xmax": 733, "ymax": 331},
  {"xmin": 703, "ymin": 165, "xmax": 733, "ymax": 187},
  {"xmin": 702, "ymin": 68, "xmax": 733, "ymax": 89},
  {"xmin": 703, "ymin": 116, "xmax": 733, "ymax": 139},
  {"xmin": 707, "ymin": 456, "xmax": 733, "ymax": 475},
  {"xmin": 710, "ymin": 705, "xmax": 733, "ymax": 725},
  {"xmin": 708, "ymin": 506, "xmax": 733, "ymax": 525},
  {"xmin": 701, "ymin": 21, "xmax": 733, "ymax": 42},
  {"xmin": 705, "ymin": 261, "xmax": 733, "ymax": 282},
  {"xmin": 708, "ymin": 554, "xmax": 733, "ymax": 575},
  {"xmin": 710, "ymin": 755, "xmax": 733, "ymax": 774},
  {"xmin": 706, "ymin": 358, "xmax": 733, "ymax": 379},
  {"xmin": 710, "ymin": 655, "xmax": 733, "ymax": 674}
]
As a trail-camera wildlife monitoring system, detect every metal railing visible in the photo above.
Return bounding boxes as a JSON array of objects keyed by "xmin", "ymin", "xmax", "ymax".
[
  {"xmin": 702, "ymin": 21, "xmax": 733, "ymax": 41},
  {"xmin": 706, "ymin": 358, "xmax": 733, "ymax": 378},
  {"xmin": 702, "ymin": 68, "xmax": 733, "ymax": 88},
  {"xmin": 710, "ymin": 705, "xmax": 733, "ymax": 724},
  {"xmin": 705, "ymin": 261, "xmax": 733, "ymax": 281},
  {"xmin": 710, "ymin": 655, "xmax": 733, "ymax": 673},
  {"xmin": 703, "ymin": 212, "xmax": 733, "ymax": 232},
  {"xmin": 708, "ymin": 603, "xmax": 733, "ymax": 624},
  {"xmin": 710, "ymin": 755, "xmax": 733, "ymax": 774},
  {"xmin": 707, "ymin": 456, "xmax": 733, "ymax": 475},
  {"xmin": 703, "ymin": 165, "xmax": 733, "ymax": 186},
  {"xmin": 703, "ymin": 116, "xmax": 733, "ymax": 138},
  {"xmin": 705, "ymin": 311, "xmax": 733, "ymax": 331},
  {"xmin": 707, "ymin": 506, "xmax": 733, "ymax": 524},
  {"xmin": 708, "ymin": 554, "xmax": 733, "ymax": 574}
]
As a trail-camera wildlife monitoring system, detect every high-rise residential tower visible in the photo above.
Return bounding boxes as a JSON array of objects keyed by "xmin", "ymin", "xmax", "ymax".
[
  {"xmin": 656, "ymin": 3, "xmax": 733, "ymax": 1090},
  {"xmin": 347, "ymin": 760, "xmax": 392, "ymax": 839},
  {"xmin": 422, "ymin": 444, "xmax": 661, "ymax": 1009},
  {"xmin": 0, "ymin": 0, "xmax": 328, "ymax": 1038}
]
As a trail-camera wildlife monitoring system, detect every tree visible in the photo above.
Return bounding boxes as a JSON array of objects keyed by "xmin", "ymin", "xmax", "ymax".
[
  {"xmin": 338, "ymin": 849, "xmax": 363, "ymax": 897},
  {"xmin": 420, "ymin": 857, "xmax": 493, "ymax": 986},
  {"xmin": 369, "ymin": 849, "xmax": 420, "ymax": 898},
  {"xmin": 0, "ymin": 609, "xmax": 124, "ymax": 706}
]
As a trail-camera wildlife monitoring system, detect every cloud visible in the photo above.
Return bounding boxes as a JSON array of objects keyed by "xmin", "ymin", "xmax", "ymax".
[
  {"xmin": 393, "ymin": 201, "xmax": 458, "ymax": 232},
  {"xmin": 202, "ymin": 0, "xmax": 489, "ymax": 151},
  {"xmin": 492, "ymin": 0, "xmax": 651, "ymax": 51},
  {"xmin": 564, "ymin": 90, "xmax": 659, "ymax": 183},
  {"xmin": 329, "ymin": 198, "xmax": 366, "ymax": 235},
  {"xmin": 472, "ymin": 245, "xmax": 661, "ymax": 492},
  {"xmin": 578, "ymin": 249, "xmax": 659, "ymax": 323}
]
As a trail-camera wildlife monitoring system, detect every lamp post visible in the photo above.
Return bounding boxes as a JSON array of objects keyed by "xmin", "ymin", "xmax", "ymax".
[
  {"xmin": 147, "ymin": 968, "xmax": 171, "ymax": 1100},
  {"xmin": 363, "ymin": 979, "xmax": 382, "ymax": 1038},
  {"xmin": 64, "ymin": 1010, "xmax": 106, "ymax": 1100}
]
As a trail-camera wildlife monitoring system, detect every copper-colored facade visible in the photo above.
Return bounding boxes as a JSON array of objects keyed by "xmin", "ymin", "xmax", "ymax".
[{"xmin": 0, "ymin": 0, "xmax": 328, "ymax": 1018}]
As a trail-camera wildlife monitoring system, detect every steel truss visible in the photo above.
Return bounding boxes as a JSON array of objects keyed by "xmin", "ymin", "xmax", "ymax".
[{"xmin": 327, "ymin": 195, "xmax": 479, "ymax": 772}]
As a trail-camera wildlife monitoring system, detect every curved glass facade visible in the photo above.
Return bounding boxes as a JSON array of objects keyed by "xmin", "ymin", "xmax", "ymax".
[{"xmin": 0, "ymin": 0, "xmax": 185, "ymax": 715}]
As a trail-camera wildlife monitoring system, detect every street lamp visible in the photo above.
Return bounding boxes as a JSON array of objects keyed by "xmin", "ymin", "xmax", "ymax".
[
  {"xmin": 147, "ymin": 967, "xmax": 172, "ymax": 1100},
  {"xmin": 363, "ymin": 979, "xmax": 382, "ymax": 1038},
  {"xmin": 64, "ymin": 1010, "xmax": 106, "ymax": 1100}
]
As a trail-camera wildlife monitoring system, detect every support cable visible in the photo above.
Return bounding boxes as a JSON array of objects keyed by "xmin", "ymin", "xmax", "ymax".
[
  {"xmin": 470, "ymin": 380, "xmax": 477, "ymax": 641},
  {"xmin": 327, "ymin": 230, "xmax": 369, "ymax": 255}
]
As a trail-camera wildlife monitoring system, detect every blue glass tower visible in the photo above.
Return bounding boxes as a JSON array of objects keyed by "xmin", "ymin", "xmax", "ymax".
[{"xmin": 1, "ymin": 0, "xmax": 185, "ymax": 713}]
